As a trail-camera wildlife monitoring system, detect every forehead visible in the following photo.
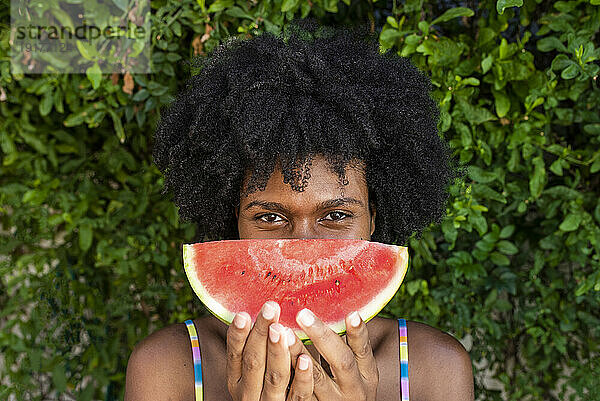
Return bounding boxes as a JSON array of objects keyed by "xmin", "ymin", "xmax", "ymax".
[{"xmin": 240, "ymin": 156, "xmax": 368, "ymax": 207}]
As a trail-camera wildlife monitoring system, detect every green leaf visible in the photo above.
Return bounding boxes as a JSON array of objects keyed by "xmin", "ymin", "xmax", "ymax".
[
  {"xmin": 529, "ymin": 156, "xmax": 546, "ymax": 199},
  {"xmin": 19, "ymin": 131, "xmax": 48, "ymax": 154},
  {"xmin": 591, "ymin": 159, "xmax": 600, "ymax": 174},
  {"xmin": 575, "ymin": 278, "xmax": 597, "ymax": 296},
  {"xmin": 470, "ymin": 214, "xmax": 488, "ymax": 235},
  {"xmin": 472, "ymin": 184, "xmax": 507, "ymax": 204},
  {"xmin": 78, "ymin": 383, "xmax": 95, "ymax": 401},
  {"xmin": 0, "ymin": 131, "xmax": 16, "ymax": 155},
  {"xmin": 79, "ymin": 223, "xmax": 93, "ymax": 252},
  {"xmin": 537, "ymin": 37, "xmax": 567, "ymax": 53},
  {"xmin": 559, "ymin": 213, "xmax": 582, "ymax": 232},
  {"xmin": 86, "ymin": 62, "xmax": 103, "ymax": 90},
  {"xmin": 552, "ymin": 54, "xmax": 575, "ymax": 71},
  {"xmin": 406, "ymin": 280, "xmax": 421, "ymax": 296},
  {"xmin": 63, "ymin": 112, "xmax": 87, "ymax": 127},
  {"xmin": 458, "ymin": 100, "xmax": 496, "ymax": 125},
  {"xmin": 497, "ymin": 240, "xmax": 518, "ymax": 255},
  {"xmin": 493, "ymin": 89, "xmax": 510, "ymax": 118},
  {"xmin": 133, "ymin": 89, "xmax": 149, "ymax": 102},
  {"xmin": 432, "ymin": 7, "xmax": 474, "ymax": 25},
  {"xmin": 386, "ymin": 16, "xmax": 398, "ymax": 28},
  {"xmin": 499, "ymin": 225, "xmax": 515, "ymax": 239},
  {"xmin": 468, "ymin": 166, "xmax": 497, "ymax": 183},
  {"xmin": 458, "ymin": 263, "xmax": 487, "ymax": 280},
  {"xmin": 281, "ymin": 0, "xmax": 300, "ymax": 12},
  {"xmin": 498, "ymin": 38, "xmax": 509, "ymax": 60},
  {"xmin": 476, "ymin": 240, "xmax": 494, "ymax": 253},
  {"xmin": 584, "ymin": 124, "xmax": 600, "ymax": 135},
  {"xmin": 224, "ymin": 6, "xmax": 253, "ymax": 19},
  {"xmin": 481, "ymin": 55, "xmax": 493, "ymax": 74},
  {"xmin": 496, "ymin": 0, "xmax": 523, "ymax": 14},
  {"xmin": 22, "ymin": 189, "xmax": 47, "ymax": 205},
  {"xmin": 550, "ymin": 159, "xmax": 564, "ymax": 176},
  {"xmin": 561, "ymin": 64, "xmax": 580, "ymax": 79},
  {"xmin": 39, "ymin": 91, "xmax": 54, "ymax": 116},
  {"xmin": 76, "ymin": 40, "xmax": 98, "ymax": 61},
  {"xmin": 52, "ymin": 363, "xmax": 67, "ymax": 393},
  {"xmin": 51, "ymin": 8, "xmax": 75, "ymax": 31},
  {"xmin": 109, "ymin": 110, "xmax": 126, "ymax": 143},
  {"xmin": 112, "ymin": 0, "xmax": 129, "ymax": 12},
  {"xmin": 484, "ymin": 289, "xmax": 498, "ymax": 308},
  {"xmin": 207, "ymin": 0, "xmax": 234, "ymax": 12},
  {"xmin": 490, "ymin": 252, "xmax": 510, "ymax": 266},
  {"xmin": 461, "ymin": 77, "xmax": 480, "ymax": 87}
]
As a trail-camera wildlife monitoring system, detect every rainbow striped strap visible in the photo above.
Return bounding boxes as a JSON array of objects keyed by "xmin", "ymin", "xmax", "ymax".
[
  {"xmin": 398, "ymin": 318, "xmax": 410, "ymax": 401},
  {"xmin": 184, "ymin": 319, "xmax": 204, "ymax": 401}
]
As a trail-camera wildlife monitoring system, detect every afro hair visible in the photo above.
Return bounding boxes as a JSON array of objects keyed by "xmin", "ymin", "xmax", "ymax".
[{"xmin": 152, "ymin": 18, "xmax": 458, "ymax": 245}]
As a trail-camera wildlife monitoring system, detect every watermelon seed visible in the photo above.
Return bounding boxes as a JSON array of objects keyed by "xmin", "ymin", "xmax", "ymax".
[
  {"xmin": 241, "ymin": 271, "xmax": 245, "ymax": 275},
  {"xmin": 266, "ymin": 272, "xmax": 271, "ymax": 277}
]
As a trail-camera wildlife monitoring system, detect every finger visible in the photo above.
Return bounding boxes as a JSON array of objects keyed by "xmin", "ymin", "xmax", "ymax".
[
  {"xmin": 226, "ymin": 312, "xmax": 251, "ymax": 392},
  {"xmin": 345, "ymin": 311, "xmax": 379, "ymax": 393},
  {"xmin": 241, "ymin": 301, "xmax": 281, "ymax": 398},
  {"xmin": 286, "ymin": 354, "xmax": 313, "ymax": 401},
  {"xmin": 261, "ymin": 323, "xmax": 291, "ymax": 401},
  {"xmin": 287, "ymin": 328, "xmax": 304, "ymax": 367},
  {"xmin": 286, "ymin": 328, "xmax": 338, "ymax": 400},
  {"xmin": 296, "ymin": 308, "xmax": 364, "ymax": 396}
]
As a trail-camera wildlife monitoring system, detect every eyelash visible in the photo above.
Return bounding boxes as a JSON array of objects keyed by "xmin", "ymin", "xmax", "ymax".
[
  {"xmin": 256, "ymin": 213, "xmax": 285, "ymax": 223},
  {"xmin": 256, "ymin": 211, "xmax": 352, "ymax": 223}
]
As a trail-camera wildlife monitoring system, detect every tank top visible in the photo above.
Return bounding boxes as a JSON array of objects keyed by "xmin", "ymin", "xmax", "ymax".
[{"xmin": 184, "ymin": 318, "xmax": 410, "ymax": 401}]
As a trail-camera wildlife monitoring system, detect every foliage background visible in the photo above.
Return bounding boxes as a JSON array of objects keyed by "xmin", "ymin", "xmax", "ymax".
[{"xmin": 1, "ymin": 0, "xmax": 599, "ymax": 400}]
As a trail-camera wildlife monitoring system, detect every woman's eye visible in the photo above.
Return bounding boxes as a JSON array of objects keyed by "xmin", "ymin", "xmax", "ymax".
[
  {"xmin": 257, "ymin": 213, "xmax": 284, "ymax": 223},
  {"xmin": 323, "ymin": 211, "xmax": 351, "ymax": 221}
]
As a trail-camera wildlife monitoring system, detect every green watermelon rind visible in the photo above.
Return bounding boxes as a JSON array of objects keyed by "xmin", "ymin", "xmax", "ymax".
[
  {"xmin": 183, "ymin": 242, "xmax": 409, "ymax": 342},
  {"xmin": 183, "ymin": 244, "xmax": 237, "ymax": 327}
]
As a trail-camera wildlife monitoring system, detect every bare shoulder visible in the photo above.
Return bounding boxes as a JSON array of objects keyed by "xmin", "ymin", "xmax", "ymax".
[
  {"xmin": 125, "ymin": 317, "xmax": 218, "ymax": 401},
  {"xmin": 406, "ymin": 320, "xmax": 474, "ymax": 401}
]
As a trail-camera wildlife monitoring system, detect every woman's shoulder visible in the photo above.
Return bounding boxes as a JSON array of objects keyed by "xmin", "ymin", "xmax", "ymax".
[
  {"xmin": 125, "ymin": 316, "xmax": 219, "ymax": 401},
  {"xmin": 400, "ymin": 319, "xmax": 474, "ymax": 400},
  {"xmin": 404, "ymin": 319, "xmax": 470, "ymax": 358},
  {"xmin": 372, "ymin": 316, "xmax": 469, "ymax": 354}
]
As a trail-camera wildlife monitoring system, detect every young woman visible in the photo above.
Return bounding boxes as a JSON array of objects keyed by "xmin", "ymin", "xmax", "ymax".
[{"xmin": 125, "ymin": 19, "xmax": 474, "ymax": 401}]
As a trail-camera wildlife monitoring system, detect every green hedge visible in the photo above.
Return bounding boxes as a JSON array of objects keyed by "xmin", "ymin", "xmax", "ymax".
[{"xmin": 1, "ymin": 0, "xmax": 599, "ymax": 399}]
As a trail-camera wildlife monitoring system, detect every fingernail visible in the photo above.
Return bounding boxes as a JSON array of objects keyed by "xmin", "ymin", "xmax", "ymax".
[
  {"xmin": 285, "ymin": 328, "xmax": 296, "ymax": 346},
  {"xmin": 269, "ymin": 324, "xmax": 281, "ymax": 343},
  {"xmin": 233, "ymin": 312, "xmax": 248, "ymax": 329},
  {"xmin": 349, "ymin": 311, "xmax": 361, "ymax": 328},
  {"xmin": 298, "ymin": 355, "xmax": 309, "ymax": 371},
  {"xmin": 262, "ymin": 301, "xmax": 278, "ymax": 320},
  {"xmin": 297, "ymin": 308, "xmax": 315, "ymax": 327}
]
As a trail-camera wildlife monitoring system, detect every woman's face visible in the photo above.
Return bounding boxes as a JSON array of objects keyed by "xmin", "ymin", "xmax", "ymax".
[{"xmin": 236, "ymin": 155, "xmax": 376, "ymax": 240}]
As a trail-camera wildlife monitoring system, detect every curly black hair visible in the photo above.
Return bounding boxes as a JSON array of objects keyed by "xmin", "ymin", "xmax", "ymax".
[{"xmin": 152, "ymin": 18, "xmax": 458, "ymax": 245}]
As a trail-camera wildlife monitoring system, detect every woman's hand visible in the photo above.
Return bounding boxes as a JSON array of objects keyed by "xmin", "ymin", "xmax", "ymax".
[
  {"xmin": 288, "ymin": 309, "xmax": 379, "ymax": 401},
  {"xmin": 226, "ymin": 301, "xmax": 315, "ymax": 401}
]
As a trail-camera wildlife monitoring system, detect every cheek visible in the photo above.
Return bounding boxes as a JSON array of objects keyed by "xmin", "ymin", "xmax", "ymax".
[{"xmin": 361, "ymin": 215, "xmax": 374, "ymax": 236}]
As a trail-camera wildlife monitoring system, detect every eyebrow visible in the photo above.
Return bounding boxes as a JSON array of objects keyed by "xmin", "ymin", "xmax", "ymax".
[{"xmin": 243, "ymin": 197, "xmax": 365, "ymax": 213}]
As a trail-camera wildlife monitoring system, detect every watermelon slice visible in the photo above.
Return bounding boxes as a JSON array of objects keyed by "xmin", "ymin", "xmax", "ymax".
[{"xmin": 183, "ymin": 239, "xmax": 409, "ymax": 341}]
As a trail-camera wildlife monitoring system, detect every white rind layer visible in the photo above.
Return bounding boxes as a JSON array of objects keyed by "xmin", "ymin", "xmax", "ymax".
[
  {"xmin": 183, "ymin": 242, "xmax": 409, "ymax": 341},
  {"xmin": 183, "ymin": 244, "xmax": 236, "ymax": 326}
]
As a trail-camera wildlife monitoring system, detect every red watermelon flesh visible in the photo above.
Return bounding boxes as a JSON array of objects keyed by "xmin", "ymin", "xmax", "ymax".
[{"xmin": 183, "ymin": 239, "xmax": 409, "ymax": 341}]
